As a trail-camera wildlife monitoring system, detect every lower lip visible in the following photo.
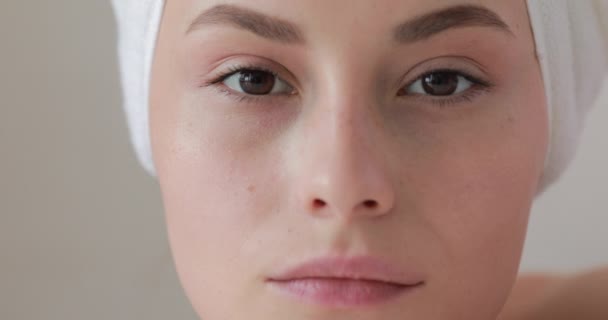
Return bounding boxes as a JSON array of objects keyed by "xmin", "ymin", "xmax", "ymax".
[{"xmin": 267, "ymin": 278, "xmax": 422, "ymax": 307}]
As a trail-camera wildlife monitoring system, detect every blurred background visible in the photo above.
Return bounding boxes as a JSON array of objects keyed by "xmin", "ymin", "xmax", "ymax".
[{"xmin": 0, "ymin": 1, "xmax": 606, "ymax": 319}]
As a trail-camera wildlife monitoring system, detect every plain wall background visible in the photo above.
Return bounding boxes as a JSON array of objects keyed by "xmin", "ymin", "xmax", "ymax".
[{"xmin": 0, "ymin": 1, "xmax": 606, "ymax": 319}]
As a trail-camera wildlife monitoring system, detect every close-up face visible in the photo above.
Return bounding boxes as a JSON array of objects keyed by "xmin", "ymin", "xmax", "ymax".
[{"xmin": 149, "ymin": 0, "xmax": 549, "ymax": 319}]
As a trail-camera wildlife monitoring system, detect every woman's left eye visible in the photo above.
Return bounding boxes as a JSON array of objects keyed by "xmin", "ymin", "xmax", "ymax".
[
  {"xmin": 404, "ymin": 71, "xmax": 474, "ymax": 96},
  {"xmin": 222, "ymin": 69, "xmax": 294, "ymax": 96}
]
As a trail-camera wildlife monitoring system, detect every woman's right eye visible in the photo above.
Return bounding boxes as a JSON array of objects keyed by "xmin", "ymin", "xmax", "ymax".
[{"xmin": 222, "ymin": 69, "xmax": 295, "ymax": 96}]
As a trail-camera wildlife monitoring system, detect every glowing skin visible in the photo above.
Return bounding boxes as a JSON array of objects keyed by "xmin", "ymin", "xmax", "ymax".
[{"xmin": 149, "ymin": 0, "xmax": 548, "ymax": 319}]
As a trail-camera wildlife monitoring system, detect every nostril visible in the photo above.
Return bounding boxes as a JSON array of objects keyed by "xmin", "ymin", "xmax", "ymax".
[
  {"xmin": 312, "ymin": 198, "xmax": 326, "ymax": 209},
  {"xmin": 363, "ymin": 200, "xmax": 378, "ymax": 208}
]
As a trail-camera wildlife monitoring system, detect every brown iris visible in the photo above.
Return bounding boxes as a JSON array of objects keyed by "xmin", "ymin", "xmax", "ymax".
[
  {"xmin": 421, "ymin": 72, "xmax": 459, "ymax": 96},
  {"xmin": 238, "ymin": 70, "xmax": 276, "ymax": 95}
]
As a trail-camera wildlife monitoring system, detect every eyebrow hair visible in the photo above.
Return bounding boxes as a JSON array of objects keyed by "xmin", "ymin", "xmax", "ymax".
[
  {"xmin": 186, "ymin": 4, "xmax": 305, "ymax": 44},
  {"xmin": 393, "ymin": 5, "xmax": 513, "ymax": 43},
  {"xmin": 186, "ymin": 4, "xmax": 513, "ymax": 45}
]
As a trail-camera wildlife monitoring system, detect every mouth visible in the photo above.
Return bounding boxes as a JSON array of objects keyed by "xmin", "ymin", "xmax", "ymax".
[
  {"xmin": 266, "ymin": 255, "xmax": 425, "ymax": 307},
  {"xmin": 267, "ymin": 277, "xmax": 423, "ymax": 307}
]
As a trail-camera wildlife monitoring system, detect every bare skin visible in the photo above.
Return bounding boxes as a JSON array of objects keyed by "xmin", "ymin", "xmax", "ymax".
[
  {"xmin": 499, "ymin": 267, "xmax": 608, "ymax": 320},
  {"xmin": 144, "ymin": 0, "xmax": 606, "ymax": 319}
]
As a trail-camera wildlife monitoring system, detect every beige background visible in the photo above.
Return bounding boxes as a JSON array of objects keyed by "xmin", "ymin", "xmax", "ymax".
[{"xmin": 0, "ymin": 1, "xmax": 606, "ymax": 319}]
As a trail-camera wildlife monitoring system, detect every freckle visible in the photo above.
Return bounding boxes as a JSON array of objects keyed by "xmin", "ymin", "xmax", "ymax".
[{"xmin": 247, "ymin": 185, "xmax": 256, "ymax": 193}]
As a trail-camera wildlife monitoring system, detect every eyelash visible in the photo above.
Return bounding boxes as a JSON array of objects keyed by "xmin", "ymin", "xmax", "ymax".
[
  {"xmin": 203, "ymin": 63, "xmax": 287, "ymax": 105},
  {"xmin": 402, "ymin": 68, "xmax": 494, "ymax": 108},
  {"xmin": 202, "ymin": 63, "xmax": 494, "ymax": 108}
]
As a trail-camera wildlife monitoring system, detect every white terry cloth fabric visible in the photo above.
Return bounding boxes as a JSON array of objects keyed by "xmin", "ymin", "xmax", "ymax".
[
  {"xmin": 111, "ymin": 0, "xmax": 608, "ymax": 196},
  {"xmin": 111, "ymin": 0, "xmax": 164, "ymax": 178},
  {"xmin": 526, "ymin": 0, "xmax": 608, "ymax": 195}
]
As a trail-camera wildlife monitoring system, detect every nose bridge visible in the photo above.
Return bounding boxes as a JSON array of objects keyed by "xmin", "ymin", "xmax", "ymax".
[{"xmin": 291, "ymin": 63, "xmax": 396, "ymax": 221}]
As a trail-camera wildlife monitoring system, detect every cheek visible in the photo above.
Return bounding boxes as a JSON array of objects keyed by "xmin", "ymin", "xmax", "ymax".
[
  {"xmin": 408, "ymin": 53, "xmax": 548, "ymax": 252},
  {"xmin": 152, "ymin": 101, "xmax": 288, "ymax": 306},
  {"xmin": 414, "ymin": 145, "xmax": 538, "ymax": 318},
  {"xmin": 154, "ymin": 147, "xmax": 278, "ymax": 319},
  {"xmin": 405, "ymin": 72, "xmax": 548, "ymax": 317},
  {"xmin": 418, "ymin": 105, "xmax": 545, "ymax": 253},
  {"xmin": 149, "ymin": 67, "xmax": 286, "ymax": 315}
]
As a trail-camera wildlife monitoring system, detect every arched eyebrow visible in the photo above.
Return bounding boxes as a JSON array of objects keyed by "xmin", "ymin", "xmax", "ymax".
[
  {"xmin": 186, "ymin": 4, "xmax": 305, "ymax": 44},
  {"xmin": 186, "ymin": 4, "xmax": 513, "ymax": 45},
  {"xmin": 393, "ymin": 4, "xmax": 514, "ymax": 43}
]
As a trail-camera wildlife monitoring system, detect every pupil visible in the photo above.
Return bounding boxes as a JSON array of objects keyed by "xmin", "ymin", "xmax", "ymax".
[
  {"xmin": 239, "ymin": 70, "xmax": 275, "ymax": 95},
  {"xmin": 422, "ymin": 72, "xmax": 459, "ymax": 96}
]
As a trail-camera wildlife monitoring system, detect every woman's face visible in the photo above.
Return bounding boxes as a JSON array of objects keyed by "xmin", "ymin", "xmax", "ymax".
[{"xmin": 150, "ymin": 0, "xmax": 548, "ymax": 319}]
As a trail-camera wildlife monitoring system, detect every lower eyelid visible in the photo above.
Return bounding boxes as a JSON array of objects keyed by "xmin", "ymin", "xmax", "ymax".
[
  {"xmin": 212, "ymin": 85, "xmax": 489, "ymax": 106},
  {"xmin": 408, "ymin": 85, "xmax": 492, "ymax": 108},
  {"xmin": 217, "ymin": 85, "xmax": 265, "ymax": 104},
  {"xmin": 212, "ymin": 81, "xmax": 298, "ymax": 105}
]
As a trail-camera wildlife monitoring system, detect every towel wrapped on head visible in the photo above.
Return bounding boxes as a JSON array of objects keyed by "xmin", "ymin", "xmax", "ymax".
[{"xmin": 111, "ymin": 0, "xmax": 608, "ymax": 196}]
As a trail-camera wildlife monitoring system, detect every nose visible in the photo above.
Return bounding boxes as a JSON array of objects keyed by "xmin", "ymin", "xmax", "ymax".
[{"xmin": 288, "ymin": 93, "xmax": 396, "ymax": 222}]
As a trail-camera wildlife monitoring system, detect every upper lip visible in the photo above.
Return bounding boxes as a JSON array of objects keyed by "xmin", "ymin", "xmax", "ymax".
[{"xmin": 266, "ymin": 255, "xmax": 425, "ymax": 286}]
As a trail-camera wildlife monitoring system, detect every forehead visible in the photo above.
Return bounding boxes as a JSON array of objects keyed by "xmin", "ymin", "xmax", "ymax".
[{"xmin": 174, "ymin": 0, "xmax": 530, "ymax": 41}]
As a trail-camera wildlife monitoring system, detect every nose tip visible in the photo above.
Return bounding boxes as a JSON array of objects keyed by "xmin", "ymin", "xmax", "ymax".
[
  {"xmin": 304, "ymin": 173, "xmax": 396, "ymax": 220},
  {"xmin": 312, "ymin": 200, "xmax": 393, "ymax": 221},
  {"xmin": 312, "ymin": 198, "xmax": 380, "ymax": 210}
]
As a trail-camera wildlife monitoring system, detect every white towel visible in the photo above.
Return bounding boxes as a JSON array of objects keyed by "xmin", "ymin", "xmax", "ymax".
[
  {"xmin": 111, "ymin": 0, "xmax": 608, "ymax": 196},
  {"xmin": 526, "ymin": 1, "xmax": 608, "ymax": 195},
  {"xmin": 111, "ymin": 1, "xmax": 164, "ymax": 178}
]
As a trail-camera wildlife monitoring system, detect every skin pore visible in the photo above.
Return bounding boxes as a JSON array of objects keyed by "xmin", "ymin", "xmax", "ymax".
[{"xmin": 149, "ymin": 1, "xmax": 548, "ymax": 319}]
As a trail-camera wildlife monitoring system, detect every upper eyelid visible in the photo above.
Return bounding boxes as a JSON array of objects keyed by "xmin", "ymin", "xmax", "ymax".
[
  {"xmin": 215, "ymin": 67, "xmax": 473, "ymax": 86},
  {"xmin": 394, "ymin": 55, "xmax": 488, "ymax": 84},
  {"xmin": 219, "ymin": 67, "xmax": 297, "ymax": 95},
  {"xmin": 209, "ymin": 60, "xmax": 298, "ymax": 87},
  {"xmin": 213, "ymin": 65, "xmax": 278, "ymax": 83},
  {"xmin": 401, "ymin": 69, "xmax": 490, "ymax": 92}
]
